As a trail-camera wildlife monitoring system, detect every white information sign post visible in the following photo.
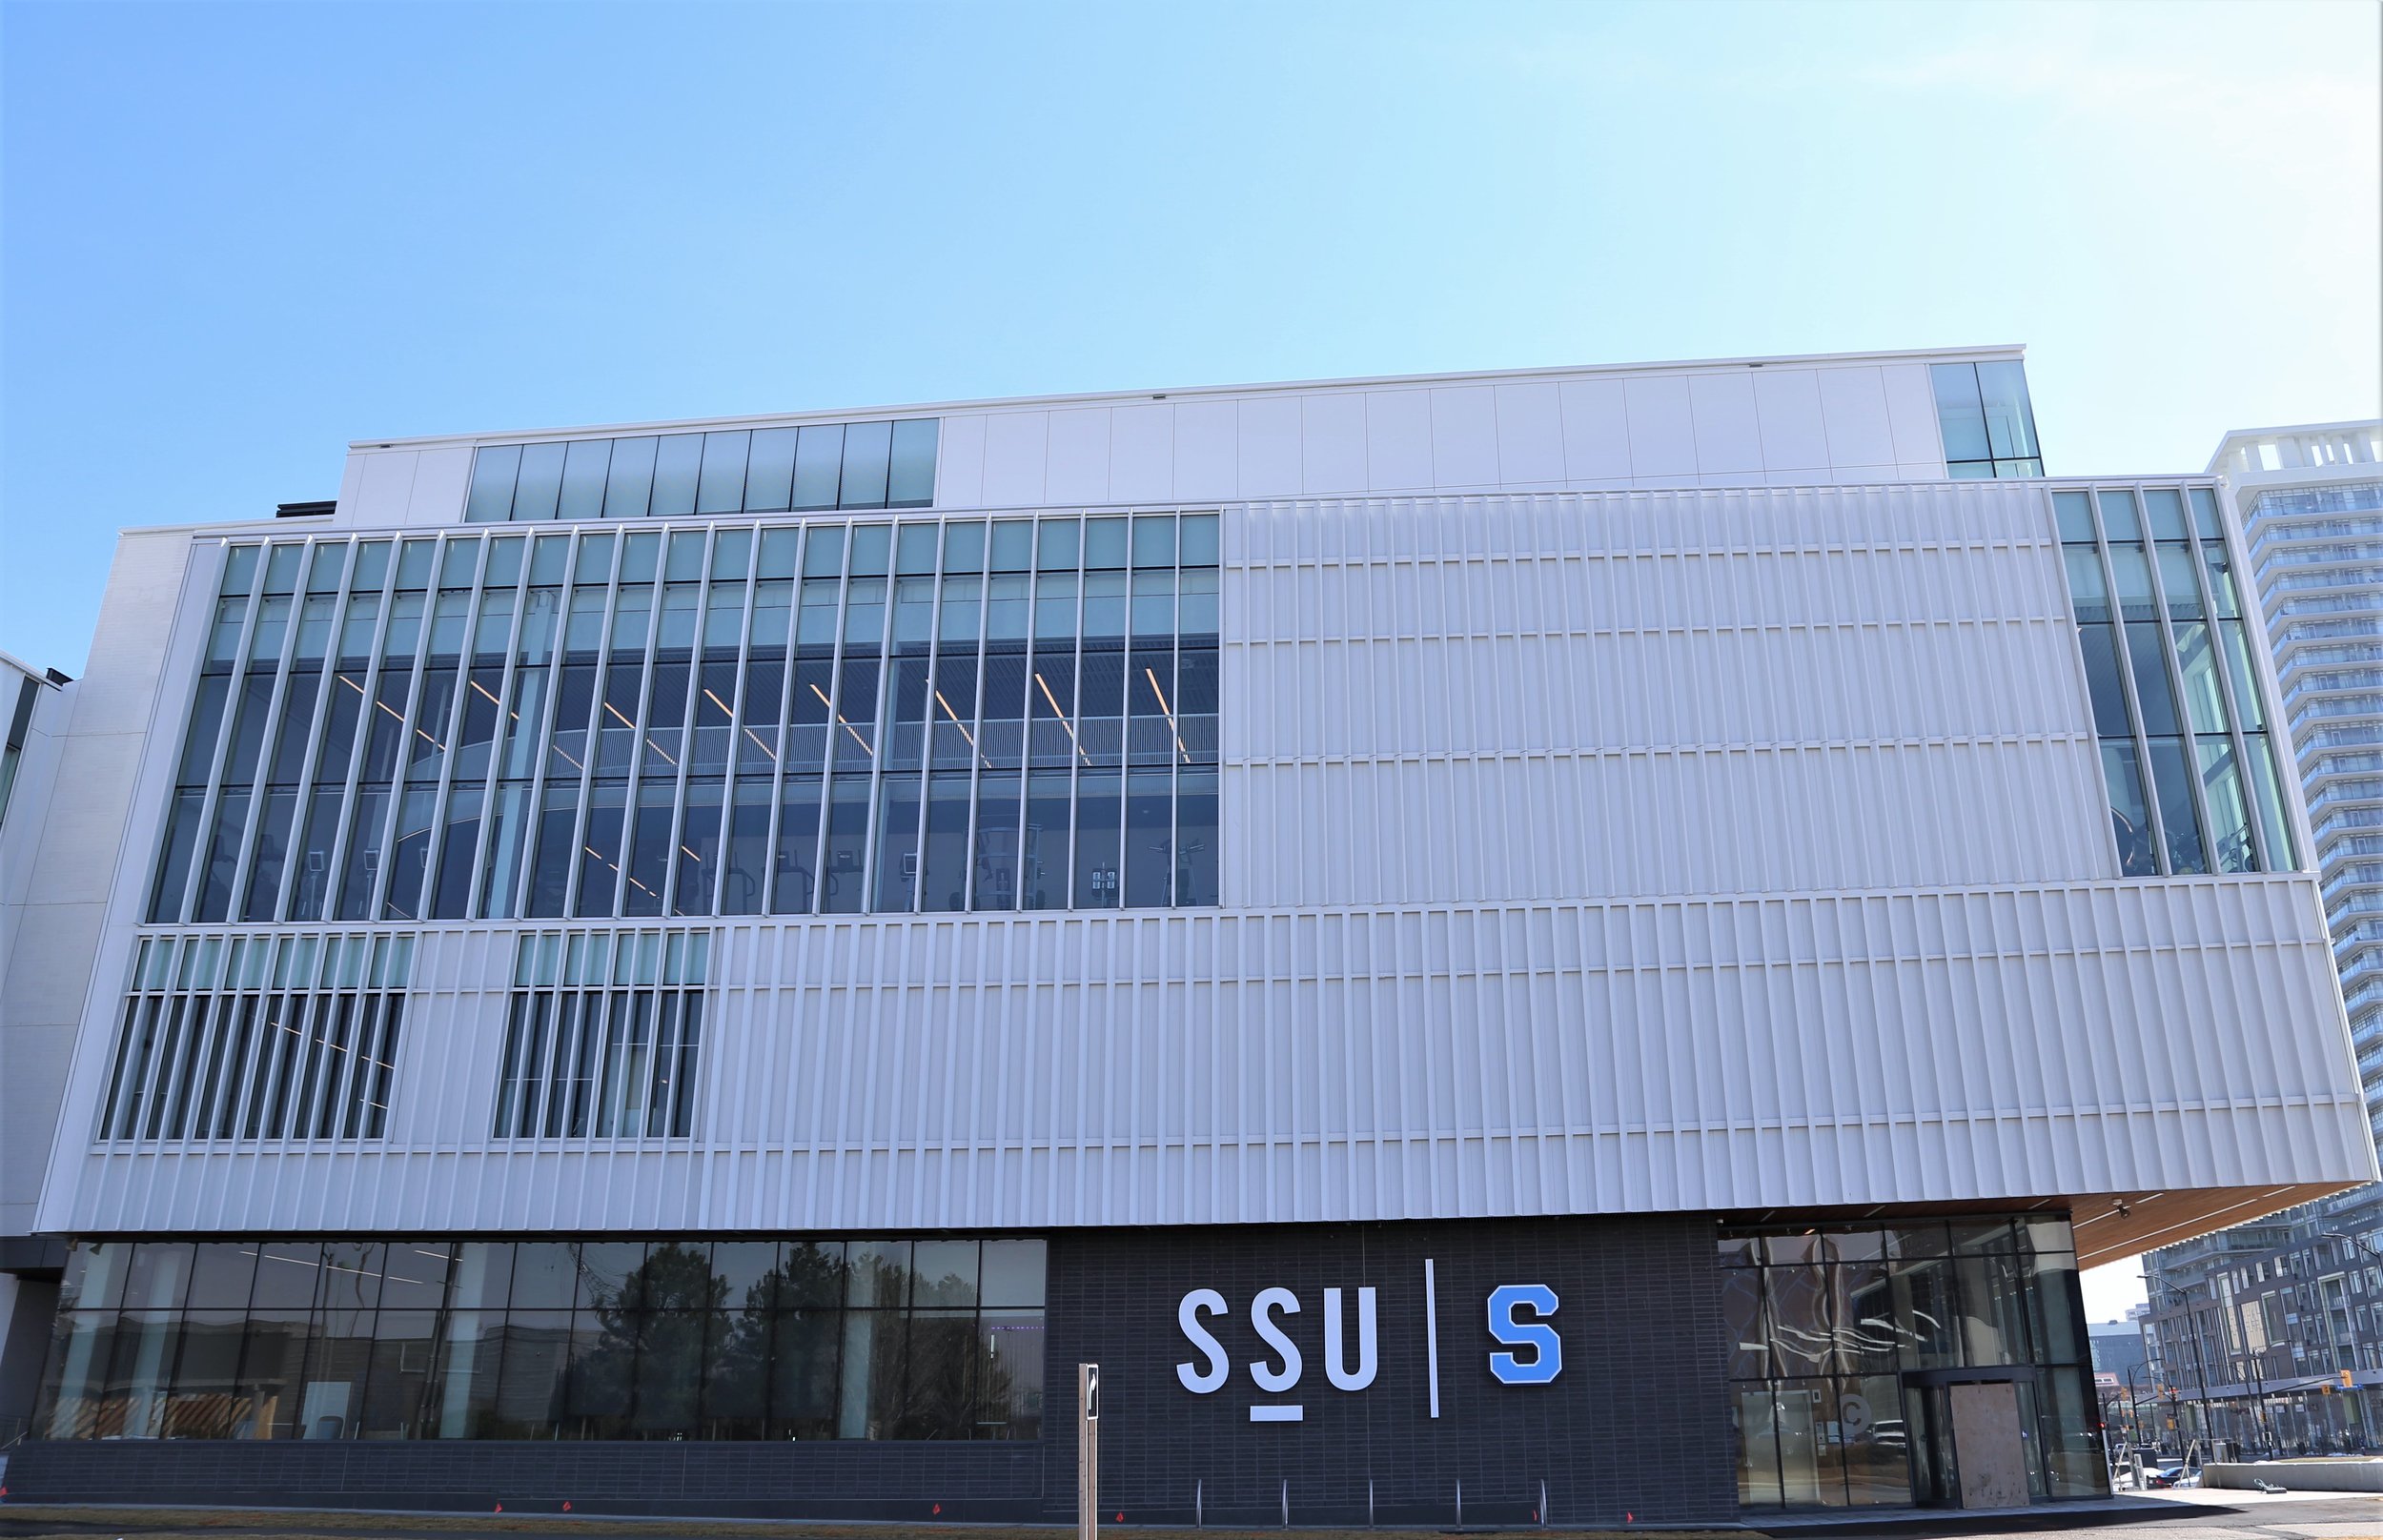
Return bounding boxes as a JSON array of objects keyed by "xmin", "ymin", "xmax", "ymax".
[{"xmin": 1077, "ymin": 1362, "xmax": 1101, "ymax": 1540}]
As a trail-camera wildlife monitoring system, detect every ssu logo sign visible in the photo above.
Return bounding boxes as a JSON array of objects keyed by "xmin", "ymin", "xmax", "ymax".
[
  {"xmin": 1172, "ymin": 1262, "xmax": 1562, "ymax": 1422},
  {"xmin": 1484, "ymin": 1283, "xmax": 1561, "ymax": 1385}
]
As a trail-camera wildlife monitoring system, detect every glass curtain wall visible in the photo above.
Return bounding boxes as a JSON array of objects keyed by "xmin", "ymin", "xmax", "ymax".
[
  {"xmin": 150, "ymin": 514, "xmax": 1220, "ymax": 923},
  {"xmin": 2055, "ymin": 484, "xmax": 2296, "ymax": 877},
  {"xmin": 35, "ymin": 1235, "xmax": 1045, "ymax": 1444},
  {"xmin": 465, "ymin": 420, "xmax": 938, "ymax": 522},
  {"xmin": 1721, "ymin": 1217, "xmax": 2102, "ymax": 1510},
  {"xmin": 1932, "ymin": 362, "xmax": 2044, "ymax": 479}
]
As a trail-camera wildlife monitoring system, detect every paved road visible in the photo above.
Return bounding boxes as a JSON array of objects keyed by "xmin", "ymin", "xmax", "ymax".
[
  {"xmin": 1867, "ymin": 1490, "xmax": 2383, "ymax": 1540},
  {"xmin": 0, "ymin": 1491, "xmax": 2375, "ymax": 1540}
]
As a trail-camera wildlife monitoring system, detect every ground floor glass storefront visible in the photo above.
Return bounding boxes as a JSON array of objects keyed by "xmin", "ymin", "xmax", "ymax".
[
  {"xmin": 34, "ymin": 1235, "xmax": 1044, "ymax": 1443},
  {"xmin": 1720, "ymin": 1215, "xmax": 2104, "ymax": 1509},
  {"xmin": 29, "ymin": 1212, "xmax": 2105, "ymax": 1518}
]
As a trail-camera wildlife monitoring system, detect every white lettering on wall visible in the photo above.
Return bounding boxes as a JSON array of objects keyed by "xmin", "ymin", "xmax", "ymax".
[
  {"xmin": 1323, "ymin": 1286, "xmax": 1378, "ymax": 1391},
  {"xmin": 1175, "ymin": 1288, "xmax": 1231, "ymax": 1393},
  {"xmin": 1249, "ymin": 1286, "xmax": 1303, "ymax": 1393}
]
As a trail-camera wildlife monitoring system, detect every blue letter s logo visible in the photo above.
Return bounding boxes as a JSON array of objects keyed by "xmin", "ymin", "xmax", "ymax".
[{"xmin": 1487, "ymin": 1284, "xmax": 1561, "ymax": 1385}]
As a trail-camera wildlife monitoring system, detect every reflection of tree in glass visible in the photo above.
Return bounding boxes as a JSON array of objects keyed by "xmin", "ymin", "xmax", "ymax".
[
  {"xmin": 900, "ymin": 1314, "xmax": 981, "ymax": 1438},
  {"xmin": 558, "ymin": 1245, "xmax": 1019, "ymax": 1439},
  {"xmin": 570, "ymin": 1243, "xmax": 724, "ymax": 1430},
  {"xmin": 718, "ymin": 1245, "xmax": 851, "ymax": 1434}
]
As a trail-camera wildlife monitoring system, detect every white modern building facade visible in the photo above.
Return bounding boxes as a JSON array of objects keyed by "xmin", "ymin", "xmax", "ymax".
[
  {"xmin": 0, "ymin": 648, "xmax": 74, "ymax": 1439},
  {"xmin": 0, "ymin": 349, "xmax": 2373, "ymax": 1522}
]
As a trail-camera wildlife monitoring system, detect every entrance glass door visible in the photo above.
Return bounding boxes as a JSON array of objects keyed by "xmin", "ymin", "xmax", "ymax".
[{"xmin": 1907, "ymin": 1383, "xmax": 1956, "ymax": 1507}]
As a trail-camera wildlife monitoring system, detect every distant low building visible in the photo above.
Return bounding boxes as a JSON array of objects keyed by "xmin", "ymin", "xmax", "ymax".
[{"xmin": 2090, "ymin": 1321, "xmax": 2149, "ymax": 1383}]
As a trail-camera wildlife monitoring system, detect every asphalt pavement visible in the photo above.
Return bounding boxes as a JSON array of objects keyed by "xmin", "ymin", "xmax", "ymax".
[{"xmin": 0, "ymin": 1490, "xmax": 2374, "ymax": 1540}]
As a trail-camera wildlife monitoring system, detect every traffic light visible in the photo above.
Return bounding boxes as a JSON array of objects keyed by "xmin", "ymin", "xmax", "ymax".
[{"xmin": 2342, "ymin": 1369, "xmax": 2356, "ymax": 1389}]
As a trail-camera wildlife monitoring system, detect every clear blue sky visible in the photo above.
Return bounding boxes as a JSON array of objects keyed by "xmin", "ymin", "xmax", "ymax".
[
  {"xmin": 1, "ymin": 0, "xmax": 2373, "ymax": 1312},
  {"xmin": 5, "ymin": 1, "xmax": 2375, "ymax": 675}
]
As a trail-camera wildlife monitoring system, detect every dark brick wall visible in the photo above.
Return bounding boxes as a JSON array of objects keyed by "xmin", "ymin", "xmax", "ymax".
[
  {"xmin": 1043, "ymin": 1214, "xmax": 1734, "ymax": 1526},
  {"xmin": 5, "ymin": 1214, "xmax": 1733, "ymax": 1524},
  {"xmin": 0, "ymin": 1439, "xmax": 1049, "ymax": 1520}
]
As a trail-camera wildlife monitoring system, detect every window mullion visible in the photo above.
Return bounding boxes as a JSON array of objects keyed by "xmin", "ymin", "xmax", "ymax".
[
  {"xmin": 615, "ymin": 552, "xmax": 670, "ymax": 917},
  {"xmin": 713, "ymin": 529, "xmax": 762, "ymax": 917},
  {"xmin": 657, "ymin": 528, "xmax": 714, "ymax": 917},
  {"xmin": 365, "ymin": 577, "xmax": 439, "ymax": 920},
  {"xmin": 220, "ymin": 556, "xmax": 310, "ymax": 918},
  {"xmin": 2136, "ymin": 482, "xmax": 2218, "ymax": 875},
  {"xmin": 179, "ymin": 548, "xmax": 269, "ymax": 921},
  {"xmin": 2092, "ymin": 509, "xmax": 2169, "ymax": 874},
  {"xmin": 2184, "ymin": 485, "xmax": 2274, "ymax": 873},
  {"xmin": 414, "ymin": 537, "xmax": 494, "ymax": 921},
  {"xmin": 313, "ymin": 550, "xmax": 402, "ymax": 923},
  {"xmin": 504, "ymin": 573, "xmax": 573, "ymax": 921},
  {"xmin": 267, "ymin": 550, "xmax": 347, "ymax": 920},
  {"xmin": 558, "ymin": 535, "xmax": 626, "ymax": 919},
  {"xmin": 460, "ymin": 540, "xmax": 533, "ymax": 917},
  {"xmin": 1068, "ymin": 531, "xmax": 1088, "ymax": 909}
]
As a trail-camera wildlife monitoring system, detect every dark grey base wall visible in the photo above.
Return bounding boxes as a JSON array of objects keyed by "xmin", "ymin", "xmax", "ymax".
[
  {"xmin": 1044, "ymin": 1215, "xmax": 1733, "ymax": 1527},
  {"xmin": 6, "ymin": 1214, "xmax": 1732, "ymax": 1524},
  {"xmin": 0, "ymin": 1440, "xmax": 1049, "ymax": 1520}
]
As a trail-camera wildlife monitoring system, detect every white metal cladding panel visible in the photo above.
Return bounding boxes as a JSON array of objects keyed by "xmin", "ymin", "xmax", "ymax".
[
  {"xmin": 47, "ymin": 878, "xmax": 2370, "ymax": 1234},
  {"xmin": 1220, "ymin": 484, "xmax": 2114, "ymax": 906}
]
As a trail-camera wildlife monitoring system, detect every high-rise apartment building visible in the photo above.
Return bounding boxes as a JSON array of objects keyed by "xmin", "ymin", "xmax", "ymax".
[
  {"xmin": 2219, "ymin": 424, "xmax": 2383, "ymax": 1141},
  {"xmin": 0, "ymin": 351, "xmax": 2371, "ymax": 1522}
]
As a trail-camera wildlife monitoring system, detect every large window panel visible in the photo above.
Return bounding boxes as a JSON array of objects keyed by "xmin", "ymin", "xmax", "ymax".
[
  {"xmin": 193, "ymin": 789, "xmax": 252, "ymax": 923},
  {"xmin": 490, "ymin": 1309, "xmax": 573, "ymax": 1437},
  {"xmin": 512, "ymin": 444, "xmax": 565, "ymax": 523},
  {"xmin": 770, "ymin": 777, "xmax": 823, "ymax": 914},
  {"xmin": 2146, "ymin": 736, "xmax": 2209, "ymax": 875},
  {"xmin": 840, "ymin": 420, "xmax": 893, "ymax": 510},
  {"xmin": 887, "ymin": 419, "xmax": 938, "ymax": 508},
  {"xmin": 743, "ymin": 428, "xmax": 798, "ymax": 514},
  {"xmin": 919, "ymin": 772, "xmax": 972, "ymax": 912},
  {"xmin": 242, "ymin": 789, "xmax": 299, "ymax": 922},
  {"xmin": 1929, "ymin": 363, "xmax": 1988, "ymax": 464},
  {"xmin": 674, "ymin": 780, "xmax": 723, "ymax": 916},
  {"xmin": 525, "ymin": 785, "xmax": 579, "ymax": 919},
  {"xmin": 696, "ymin": 431, "xmax": 750, "ymax": 516},
  {"xmin": 649, "ymin": 435, "xmax": 703, "ymax": 520},
  {"xmin": 721, "ymin": 780, "xmax": 771, "ymax": 916},
  {"xmin": 465, "ymin": 445, "xmax": 522, "ymax": 523},
  {"xmin": 1074, "ymin": 771, "xmax": 1123, "ymax": 908},
  {"xmin": 575, "ymin": 783, "xmax": 627, "ymax": 917},
  {"xmin": 382, "ymin": 789, "xmax": 437, "ymax": 920},
  {"xmin": 2197, "ymin": 736, "xmax": 2256, "ymax": 873},
  {"xmin": 817, "ymin": 775, "xmax": 869, "ymax": 913},
  {"xmin": 793, "ymin": 424, "xmax": 845, "ymax": 511},
  {"xmin": 1124, "ymin": 769, "xmax": 1172, "ymax": 908},
  {"xmin": 872, "ymin": 772, "xmax": 924, "ymax": 912},
  {"xmin": 1175, "ymin": 769, "xmax": 1218, "ymax": 905}
]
